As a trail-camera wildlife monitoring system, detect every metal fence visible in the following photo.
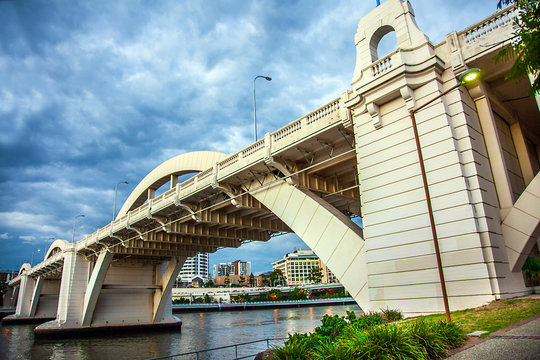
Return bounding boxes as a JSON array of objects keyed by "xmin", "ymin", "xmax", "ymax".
[{"xmin": 146, "ymin": 337, "xmax": 287, "ymax": 360}]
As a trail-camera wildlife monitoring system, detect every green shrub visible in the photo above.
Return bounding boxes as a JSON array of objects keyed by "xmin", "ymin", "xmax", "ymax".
[
  {"xmin": 315, "ymin": 314, "xmax": 348, "ymax": 337},
  {"xmin": 381, "ymin": 307, "xmax": 403, "ymax": 322},
  {"xmin": 407, "ymin": 320, "xmax": 448, "ymax": 359},
  {"xmin": 431, "ymin": 320, "xmax": 467, "ymax": 349},
  {"xmin": 354, "ymin": 313, "xmax": 384, "ymax": 330},
  {"xmin": 270, "ymin": 336, "xmax": 311, "ymax": 360},
  {"xmin": 311, "ymin": 339, "xmax": 353, "ymax": 360},
  {"xmin": 361, "ymin": 324, "xmax": 427, "ymax": 360}
]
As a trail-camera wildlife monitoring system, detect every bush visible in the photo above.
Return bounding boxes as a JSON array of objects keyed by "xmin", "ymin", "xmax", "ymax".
[
  {"xmin": 407, "ymin": 319, "xmax": 447, "ymax": 359},
  {"xmin": 315, "ymin": 314, "xmax": 348, "ymax": 337},
  {"xmin": 361, "ymin": 323, "xmax": 427, "ymax": 359},
  {"xmin": 288, "ymin": 288, "xmax": 307, "ymax": 300},
  {"xmin": 381, "ymin": 307, "xmax": 404, "ymax": 322},
  {"xmin": 431, "ymin": 320, "xmax": 467, "ymax": 349},
  {"xmin": 268, "ymin": 289, "xmax": 283, "ymax": 301},
  {"xmin": 311, "ymin": 339, "xmax": 354, "ymax": 360},
  {"xmin": 270, "ymin": 336, "xmax": 311, "ymax": 360},
  {"xmin": 271, "ymin": 308, "xmax": 467, "ymax": 360}
]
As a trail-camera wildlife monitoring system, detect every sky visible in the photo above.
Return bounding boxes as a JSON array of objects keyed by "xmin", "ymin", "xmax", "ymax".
[{"xmin": 0, "ymin": 0, "xmax": 501, "ymax": 275}]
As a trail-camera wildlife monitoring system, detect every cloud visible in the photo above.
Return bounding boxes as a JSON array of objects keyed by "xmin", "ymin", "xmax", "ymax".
[{"xmin": 0, "ymin": 211, "xmax": 63, "ymax": 235}]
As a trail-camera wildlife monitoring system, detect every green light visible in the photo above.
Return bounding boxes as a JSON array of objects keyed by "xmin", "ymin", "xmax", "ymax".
[{"xmin": 458, "ymin": 68, "xmax": 481, "ymax": 85}]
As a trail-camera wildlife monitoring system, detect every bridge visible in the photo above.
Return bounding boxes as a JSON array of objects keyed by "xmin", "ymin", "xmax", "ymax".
[{"xmin": 4, "ymin": 0, "xmax": 539, "ymax": 335}]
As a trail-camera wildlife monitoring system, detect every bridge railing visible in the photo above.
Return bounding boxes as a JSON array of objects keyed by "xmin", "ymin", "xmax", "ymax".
[
  {"xmin": 457, "ymin": 4, "xmax": 516, "ymax": 58},
  {"xmin": 146, "ymin": 337, "xmax": 287, "ymax": 360},
  {"xmin": 21, "ymin": 94, "xmax": 346, "ymax": 276}
]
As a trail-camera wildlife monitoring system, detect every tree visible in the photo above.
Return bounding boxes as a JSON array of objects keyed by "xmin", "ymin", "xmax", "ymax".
[
  {"xmin": 495, "ymin": 1, "xmax": 540, "ymax": 95},
  {"xmin": 204, "ymin": 279, "xmax": 214, "ymax": 288},
  {"xmin": 269, "ymin": 269, "xmax": 286, "ymax": 286},
  {"xmin": 308, "ymin": 266, "xmax": 323, "ymax": 284},
  {"xmin": 224, "ymin": 276, "xmax": 230, "ymax": 287},
  {"xmin": 268, "ymin": 289, "xmax": 283, "ymax": 301},
  {"xmin": 249, "ymin": 273, "xmax": 255, "ymax": 287}
]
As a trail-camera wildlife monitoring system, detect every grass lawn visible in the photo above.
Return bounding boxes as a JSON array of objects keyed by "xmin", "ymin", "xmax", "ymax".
[{"xmin": 411, "ymin": 296, "xmax": 540, "ymax": 336}]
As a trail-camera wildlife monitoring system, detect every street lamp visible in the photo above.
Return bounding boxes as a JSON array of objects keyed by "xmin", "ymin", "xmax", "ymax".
[
  {"xmin": 253, "ymin": 75, "xmax": 272, "ymax": 142},
  {"xmin": 30, "ymin": 249, "xmax": 41, "ymax": 266},
  {"xmin": 72, "ymin": 214, "xmax": 85, "ymax": 243},
  {"xmin": 113, "ymin": 181, "xmax": 129, "ymax": 221},
  {"xmin": 409, "ymin": 68, "xmax": 480, "ymax": 323}
]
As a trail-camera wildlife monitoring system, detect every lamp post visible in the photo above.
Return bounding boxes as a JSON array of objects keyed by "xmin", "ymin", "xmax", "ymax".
[
  {"xmin": 30, "ymin": 249, "xmax": 41, "ymax": 266},
  {"xmin": 113, "ymin": 181, "xmax": 129, "ymax": 221},
  {"xmin": 253, "ymin": 75, "xmax": 272, "ymax": 142},
  {"xmin": 72, "ymin": 214, "xmax": 85, "ymax": 243},
  {"xmin": 409, "ymin": 68, "xmax": 480, "ymax": 323}
]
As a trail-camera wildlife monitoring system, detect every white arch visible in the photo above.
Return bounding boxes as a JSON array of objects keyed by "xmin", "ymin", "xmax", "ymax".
[
  {"xmin": 18, "ymin": 263, "xmax": 31, "ymax": 276},
  {"xmin": 117, "ymin": 151, "xmax": 229, "ymax": 218},
  {"xmin": 369, "ymin": 25, "xmax": 396, "ymax": 62},
  {"xmin": 44, "ymin": 239, "xmax": 70, "ymax": 260}
]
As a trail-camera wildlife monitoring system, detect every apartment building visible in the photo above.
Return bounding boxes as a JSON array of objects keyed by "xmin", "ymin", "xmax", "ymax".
[{"xmin": 272, "ymin": 249, "xmax": 338, "ymax": 286}]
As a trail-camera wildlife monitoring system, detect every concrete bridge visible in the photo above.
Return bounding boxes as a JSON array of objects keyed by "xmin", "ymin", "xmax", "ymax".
[{"xmin": 5, "ymin": 0, "xmax": 539, "ymax": 335}]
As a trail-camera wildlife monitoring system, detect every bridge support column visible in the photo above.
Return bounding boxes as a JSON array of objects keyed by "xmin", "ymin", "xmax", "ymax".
[
  {"xmin": 502, "ymin": 172, "xmax": 540, "ymax": 272},
  {"xmin": 29, "ymin": 276, "xmax": 44, "ymax": 317},
  {"xmin": 251, "ymin": 175, "xmax": 370, "ymax": 311},
  {"xmin": 81, "ymin": 251, "xmax": 113, "ymax": 326},
  {"xmin": 55, "ymin": 248, "xmax": 90, "ymax": 325},
  {"xmin": 1, "ymin": 270, "xmax": 55, "ymax": 324},
  {"xmin": 35, "ymin": 251, "xmax": 184, "ymax": 336},
  {"xmin": 153, "ymin": 257, "xmax": 186, "ymax": 322},
  {"xmin": 14, "ymin": 274, "xmax": 35, "ymax": 318}
]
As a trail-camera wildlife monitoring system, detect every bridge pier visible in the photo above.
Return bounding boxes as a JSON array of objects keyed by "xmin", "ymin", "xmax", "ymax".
[
  {"xmin": 33, "ymin": 251, "xmax": 185, "ymax": 335},
  {"xmin": 3, "ymin": 265, "xmax": 58, "ymax": 324},
  {"xmin": 251, "ymin": 174, "xmax": 370, "ymax": 311}
]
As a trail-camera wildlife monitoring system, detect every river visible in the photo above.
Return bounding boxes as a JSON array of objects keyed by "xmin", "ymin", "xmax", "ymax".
[{"xmin": 0, "ymin": 304, "xmax": 362, "ymax": 360}]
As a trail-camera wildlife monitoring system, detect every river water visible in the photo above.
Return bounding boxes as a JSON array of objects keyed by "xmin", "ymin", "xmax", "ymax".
[{"xmin": 0, "ymin": 304, "xmax": 361, "ymax": 360}]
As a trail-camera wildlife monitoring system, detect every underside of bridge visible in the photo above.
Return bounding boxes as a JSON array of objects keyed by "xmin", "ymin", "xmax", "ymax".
[{"xmin": 5, "ymin": 0, "xmax": 540, "ymax": 335}]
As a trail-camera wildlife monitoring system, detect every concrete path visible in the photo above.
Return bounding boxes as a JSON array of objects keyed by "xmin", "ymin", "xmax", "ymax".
[{"xmin": 447, "ymin": 316, "xmax": 540, "ymax": 360}]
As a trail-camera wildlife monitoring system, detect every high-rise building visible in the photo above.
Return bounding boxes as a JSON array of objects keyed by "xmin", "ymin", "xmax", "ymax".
[
  {"xmin": 213, "ymin": 260, "xmax": 251, "ymax": 279},
  {"xmin": 272, "ymin": 249, "xmax": 338, "ymax": 286},
  {"xmin": 177, "ymin": 253, "xmax": 209, "ymax": 286},
  {"xmin": 231, "ymin": 260, "xmax": 251, "ymax": 276}
]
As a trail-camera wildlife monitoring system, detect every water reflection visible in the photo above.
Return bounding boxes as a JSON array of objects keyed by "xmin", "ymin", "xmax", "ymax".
[{"xmin": 0, "ymin": 304, "xmax": 361, "ymax": 360}]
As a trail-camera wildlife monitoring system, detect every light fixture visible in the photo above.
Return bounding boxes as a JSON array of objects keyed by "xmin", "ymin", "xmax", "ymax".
[
  {"xmin": 113, "ymin": 181, "xmax": 129, "ymax": 221},
  {"xmin": 253, "ymin": 75, "xmax": 272, "ymax": 142},
  {"xmin": 458, "ymin": 68, "xmax": 481, "ymax": 86}
]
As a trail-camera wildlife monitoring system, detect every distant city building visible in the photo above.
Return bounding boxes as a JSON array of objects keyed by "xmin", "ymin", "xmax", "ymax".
[
  {"xmin": 213, "ymin": 260, "xmax": 251, "ymax": 278},
  {"xmin": 272, "ymin": 249, "xmax": 338, "ymax": 286},
  {"xmin": 214, "ymin": 274, "xmax": 263, "ymax": 287},
  {"xmin": 177, "ymin": 253, "xmax": 209, "ymax": 287}
]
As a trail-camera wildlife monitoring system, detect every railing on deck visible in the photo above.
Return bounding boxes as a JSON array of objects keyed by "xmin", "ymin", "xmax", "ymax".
[
  {"xmin": 22, "ymin": 94, "xmax": 345, "ymax": 275},
  {"xmin": 460, "ymin": 5, "xmax": 516, "ymax": 45},
  {"xmin": 146, "ymin": 337, "xmax": 287, "ymax": 360}
]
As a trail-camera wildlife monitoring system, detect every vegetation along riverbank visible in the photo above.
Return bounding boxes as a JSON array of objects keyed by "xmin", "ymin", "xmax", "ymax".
[{"xmin": 264, "ymin": 296, "xmax": 539, "ymax": 359}]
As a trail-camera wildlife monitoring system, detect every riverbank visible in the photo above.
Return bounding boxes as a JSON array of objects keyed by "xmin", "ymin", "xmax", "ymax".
[
  {"xmin": 263, "ymin": 295, "xmax": 540, "ymax": 360},
  {"xmin": 172, "ymin": 297, "xmax": 356, "ymax": 313}
]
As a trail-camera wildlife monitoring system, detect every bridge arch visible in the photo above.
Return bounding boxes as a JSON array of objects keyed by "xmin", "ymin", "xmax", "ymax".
[
  {"xmin": 18, "ymin": 263, "xmax": 31, "ymax": 276},
  {"xmin": 369, "ymin": 25, "xmax": 397, "ymax": 62},
  {"xmin": 117, "ymin": 151, "xmax": 228, "ymax": 218},
  {"xmin": 44, "ymin": 239, "xmax": 70, "ymax": 260}
]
